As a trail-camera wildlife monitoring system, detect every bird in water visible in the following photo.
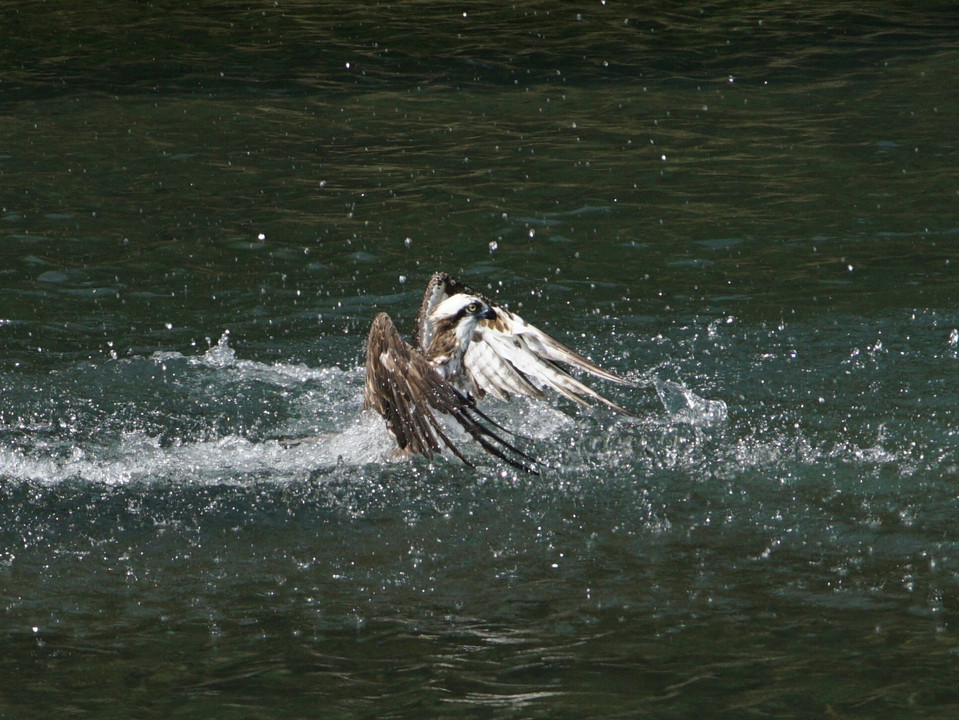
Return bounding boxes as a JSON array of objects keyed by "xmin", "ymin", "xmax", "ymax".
[{"xmin": 364, "ymin": 272, "xmax": 634, "ymax": 472}]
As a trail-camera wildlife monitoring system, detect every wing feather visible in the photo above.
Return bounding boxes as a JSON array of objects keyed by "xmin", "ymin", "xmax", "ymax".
[
  {"xmin": 471, "ymin": 306, "xmax": 634, "ymax": 415},
  {"xmin": 415, "ymin": 272, "xmax": 634, "ymax": 415},
  {"xmin": 498, "ymin": 310, "xmax": 632, "ymax": 387},
  {"xmin": 462, "ymin": 339, "xmax": 545, "ymax": 401},
  {"xmin": 365, "ymin": 312, "xmax": 537, "ymax": 472},
  {"xmin": 474, "ymin": 324, "xmax": 634, "ymax": 415}
]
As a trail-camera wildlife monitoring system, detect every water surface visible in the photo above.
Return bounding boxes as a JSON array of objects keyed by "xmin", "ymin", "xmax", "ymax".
[{"xmin": 2, "ymin": 3, "xmax": 959, "ymax": 718}]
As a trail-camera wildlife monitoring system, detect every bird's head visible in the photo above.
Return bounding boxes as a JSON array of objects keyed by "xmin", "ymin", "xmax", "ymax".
[{"xmin": 429, "ymin": 293, "xmax": 496, "ymax": 350}]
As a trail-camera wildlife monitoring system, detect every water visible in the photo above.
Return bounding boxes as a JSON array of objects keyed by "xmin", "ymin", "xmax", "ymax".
[{"xmin": 2, "ymin": 3, "xmax": 959, "ymax": 717}]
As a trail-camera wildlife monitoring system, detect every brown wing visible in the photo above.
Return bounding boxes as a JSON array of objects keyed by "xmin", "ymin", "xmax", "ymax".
[{"xmin": 365, "ymin": 312, "xmax": 538, "ymax": 473}]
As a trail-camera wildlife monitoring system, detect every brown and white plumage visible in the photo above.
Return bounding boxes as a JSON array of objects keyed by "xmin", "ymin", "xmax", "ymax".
[
  {"xmin": 416, "ymin": 273, "xmax": 634, "ymax": 414},
  {"xmin": 364, "ymin": 272, "xmax": 634, "ymax": 471},
  {"xmin": 364, "ymin": 308, "xmax": 537, "ymax": 472}
]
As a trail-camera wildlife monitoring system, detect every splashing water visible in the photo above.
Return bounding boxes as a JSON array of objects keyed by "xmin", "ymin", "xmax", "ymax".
[
  {"xmin": 0, "ymin": 330, "xmax": 734, "ymax": 486},
  {"xmin": 652, "ymin": 377, "xmax": 728, "ymax": 427},
  {"xmin": 195, "ymin": 331, "xmax": 238, "ymax": 369}
]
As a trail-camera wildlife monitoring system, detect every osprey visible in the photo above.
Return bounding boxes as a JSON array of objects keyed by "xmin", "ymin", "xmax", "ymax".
[{"xmin": 364, "ymin": 272, "xmax": 634, "ymax": 471}]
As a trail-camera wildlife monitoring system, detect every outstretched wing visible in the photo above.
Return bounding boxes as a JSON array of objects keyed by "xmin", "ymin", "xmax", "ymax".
[
  {"xmin": 365, "ymin": 312, "xmax": 538, "ymax": 472},
  {"xmin": 416, "ymin": 273, "xmax": 634, "ymax": 415}
]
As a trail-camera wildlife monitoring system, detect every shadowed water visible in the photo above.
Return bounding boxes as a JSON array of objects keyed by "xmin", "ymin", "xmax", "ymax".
[{"xmin": 2, "ymin": 2, "xmax": 959, "ymax": 718}]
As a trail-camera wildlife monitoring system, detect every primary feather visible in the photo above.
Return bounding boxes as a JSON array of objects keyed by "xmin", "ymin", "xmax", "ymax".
[{"xmin": 364, "ymin": 312, "xmax": 537, "ymax": 472}]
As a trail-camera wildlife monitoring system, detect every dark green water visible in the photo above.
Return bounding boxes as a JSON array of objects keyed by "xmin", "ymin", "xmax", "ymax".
[{"xmin": 2, "ymin": 3, "xmax": 959, "ymax": 718}]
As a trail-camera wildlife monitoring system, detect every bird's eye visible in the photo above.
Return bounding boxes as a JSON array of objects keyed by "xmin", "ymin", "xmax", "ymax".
[{"xmin": 467, "ymin": 302, "xmax": 479, "ymax": 313}]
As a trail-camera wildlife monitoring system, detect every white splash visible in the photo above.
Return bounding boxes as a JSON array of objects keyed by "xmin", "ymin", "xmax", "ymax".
[
  {"xmin": 652, "ymin": 377, "xmax": 728, "ymax": 427},
  {"xmin": 0, "ymin": 415, "xmax": 395, "ymax": 487}
]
